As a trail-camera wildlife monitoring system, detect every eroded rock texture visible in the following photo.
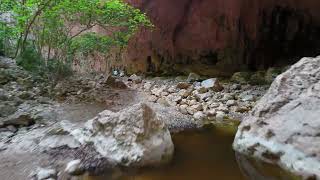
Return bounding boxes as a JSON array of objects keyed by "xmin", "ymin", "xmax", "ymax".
[
  {"xmin": 233, "ymin": 56, "xmax": 320, "ymax": 178},
  {"xmin": 118, "ymin": 0, "xmax": 320, "ymax": 76},
  {"xmin": 69, "ymin": 103, "xmax": 174, "ymax": 167}
]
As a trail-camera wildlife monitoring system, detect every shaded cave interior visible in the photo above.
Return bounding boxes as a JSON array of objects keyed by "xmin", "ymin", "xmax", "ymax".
[{"xmin": 144, "ymin": 6, "xmax": 320, "ymax": 77}]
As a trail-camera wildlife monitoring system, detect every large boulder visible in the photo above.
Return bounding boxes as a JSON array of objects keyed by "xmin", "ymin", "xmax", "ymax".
[
  {"xmin": 233, "ymin": 56, "xmax": 320, "ymax": 178},
  {"xmin": 69, "ymin": 103, "xmax": 174, "ymax": 167}
]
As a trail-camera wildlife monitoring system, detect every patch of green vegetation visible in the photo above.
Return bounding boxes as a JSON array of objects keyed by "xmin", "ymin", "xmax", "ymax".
[
  {"xmin": 1, "ymin": 0, "xmax": 152, "ymax": 77},
  {"xmin": 69, "ymin": 32, "xmax": 115, "ymax": 57},
  {"xmin": 16, "ymin": 47, "xmax": 44, "ymax": 72},
  {"xmin": 16, "ymin": 46, "xmax": 72, "ymax": 81}
]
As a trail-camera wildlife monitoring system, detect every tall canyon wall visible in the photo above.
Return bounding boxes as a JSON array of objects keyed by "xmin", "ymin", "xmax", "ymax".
[{"xmin": 75, "ymin": 0, "xmax": 320, "ymax": 76}]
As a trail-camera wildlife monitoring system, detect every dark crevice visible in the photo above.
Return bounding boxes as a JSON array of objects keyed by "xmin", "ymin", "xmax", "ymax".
[
  {"xmin": 172, "ymin": 0, "xmax": 194, "ymax": 45},
  {"xmin": 250, "ymin": 6, "xmax": 320, "ymax": 70}
]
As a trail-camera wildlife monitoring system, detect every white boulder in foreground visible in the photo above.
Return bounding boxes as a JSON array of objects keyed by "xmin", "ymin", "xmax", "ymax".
[
  {"xmin": 70, "ymin": 103, "xmax": 174, "ymax": 167},
  {"xmin": 233, "ymin": 56, "xmax": 320, "ymax": 179}
]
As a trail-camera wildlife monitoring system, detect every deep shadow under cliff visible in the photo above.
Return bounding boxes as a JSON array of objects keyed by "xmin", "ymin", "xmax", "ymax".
[{"xmin": 122, "ymin": 0, "xmax": 320, "ymax": 76}]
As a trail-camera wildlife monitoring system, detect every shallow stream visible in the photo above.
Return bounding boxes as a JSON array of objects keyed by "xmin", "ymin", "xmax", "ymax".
[{"xmin": 85, "ymin": 126, "xmax": 296, "ymax": 180}]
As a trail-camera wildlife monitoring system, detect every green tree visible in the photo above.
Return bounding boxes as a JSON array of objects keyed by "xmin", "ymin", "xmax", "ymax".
[{"xmin": 0, "ymin": 0, "xmax": 152, "ymax": 61}]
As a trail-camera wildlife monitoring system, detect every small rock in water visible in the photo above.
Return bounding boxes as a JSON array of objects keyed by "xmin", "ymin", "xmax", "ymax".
[{"xmin": 65, "ymin": 159, "xmax": 84, "ymax": 176}]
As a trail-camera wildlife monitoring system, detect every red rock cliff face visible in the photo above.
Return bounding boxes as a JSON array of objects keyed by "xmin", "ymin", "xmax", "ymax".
[{"xmin": 123, "ymin": 0, "xmax": 320, "ymax": 76}]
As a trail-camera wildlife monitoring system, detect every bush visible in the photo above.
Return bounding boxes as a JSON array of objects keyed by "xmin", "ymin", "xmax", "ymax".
[
  {"xmin": 16, "ymin": 47, "xmax": 73, "ymax": 81},
  {"xmin": 45, "ymin": 59, "xmax": 73, "ymax": 81},
  {"xmin": 16, "ymin": 47, "xmax": 44, "ymax": 72}
]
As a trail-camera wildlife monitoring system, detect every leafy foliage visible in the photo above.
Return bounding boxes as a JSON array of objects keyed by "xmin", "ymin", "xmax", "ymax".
[
  {"xmin": 69, "ymin": 32, "xmax": 115, "ymax": 56},
  {"xmin": 16, "ymin": 47, "xmax": 44, "ymax": 72},
  {"xmin": 16, "ymin": 47, "xmax": 73, "ymax": 81},
  {"xmin": 0, "ymin": 0, "xmax": 152, "ymax": 76}
]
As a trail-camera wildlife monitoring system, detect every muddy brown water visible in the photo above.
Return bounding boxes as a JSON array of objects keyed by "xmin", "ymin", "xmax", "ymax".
[
  {"xmin": 0, "ymin": 100, "xmax": 295, "ymax": 180},
  {"xmin": 84, "ymin": 126, "xmax": 296, "ymax": 180}
]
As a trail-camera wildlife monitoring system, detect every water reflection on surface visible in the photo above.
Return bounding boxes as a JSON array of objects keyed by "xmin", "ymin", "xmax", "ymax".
[{"xmin": 86, "ymin": 126, "xmax": 296, "ymax": 180}]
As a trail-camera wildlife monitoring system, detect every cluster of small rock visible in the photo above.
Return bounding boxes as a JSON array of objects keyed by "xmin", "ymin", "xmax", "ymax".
[
  {"xmin": 0, "ymin": 57, "xmax": 58, "ymax": 139},
  {"xmin": 127, "ymin": 73, "xmax": 269, "ymax": 124},
  {"xmin": 230, "ymin": 67, "xmax": 284, "ymax": 85},
  {"xmin": 53, "ymin": 74, "xmax": 127, "ymax": 103}
]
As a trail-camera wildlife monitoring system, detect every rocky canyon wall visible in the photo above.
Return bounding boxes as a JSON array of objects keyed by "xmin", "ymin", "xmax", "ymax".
[{"xmin": 75, "ymin": 0, "xmax": 320, "ymax": 76}]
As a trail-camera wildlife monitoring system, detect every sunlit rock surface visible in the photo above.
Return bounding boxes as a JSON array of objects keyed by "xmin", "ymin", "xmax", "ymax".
[
  {"xmin": 69, "ymin": 103, "xmax": 174, "ymax": 167},
  {"xmin": 234, "ymin": 56, "xmax": 320, "ymax": 178}
]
